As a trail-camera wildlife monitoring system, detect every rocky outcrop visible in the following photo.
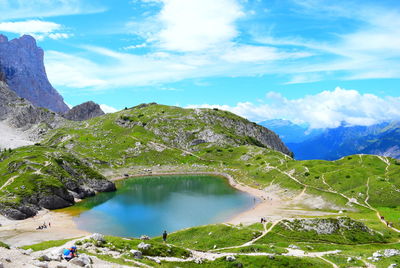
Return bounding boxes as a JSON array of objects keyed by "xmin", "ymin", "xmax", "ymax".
[
  {"xmin": 198, "ymin": 111, "xmax": 291, "ymax": 155},
  {"xmin": 281, "ymin": 217, "xmax": 373, "ymax": 235},
  {"xmin": 63, "ymin": 101, "xmax": 105, "ymax": 121},
  {"xmin": 0, "ymin": 205, "xmax": 37, "ymax": 220},
  {"xmin": 0, "ymin": 81, "xmax": 65, "ymax": 145},
  {"xmin": 0, "ymin": 34, "xmax": 69, "ymax": 113},
  {"xmin": 0, "ymin": 81, "xmax": 63, "ymax": 128},
  {"xmin": 0, "ymin": 148, "xmax": 116, "ymax": 220}
]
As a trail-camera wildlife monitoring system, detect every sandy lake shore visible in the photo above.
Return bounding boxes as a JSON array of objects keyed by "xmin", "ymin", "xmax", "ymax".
[{"xmin": 0, "ymin": 210, "xmax": 89, "ymax": 247}]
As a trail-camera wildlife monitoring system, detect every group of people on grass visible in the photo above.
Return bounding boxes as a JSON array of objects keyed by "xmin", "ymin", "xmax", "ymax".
[{"xmin": 36, "ymin": 222, "xmax": 50, "ymax": 230}]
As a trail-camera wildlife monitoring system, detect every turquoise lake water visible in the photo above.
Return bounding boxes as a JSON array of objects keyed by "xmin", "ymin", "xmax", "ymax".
[{"xmin": 68, "ymin": 175, "xmax": 254, "ymax": 237}]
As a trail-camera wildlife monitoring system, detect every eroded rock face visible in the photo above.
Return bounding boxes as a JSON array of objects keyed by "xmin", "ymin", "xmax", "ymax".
[
  {"xmin": 0, "ymin": 81, "xmax": 65, "ymax": 143},
  {"xmin": 0, "ymin": 34, "xmax": 69, "ymax": 113},
  {"xmin": 37, "ymin": 194, "xmax": 74, "ymax": 210},
  {"xmin": 198, "ymin": 112, "xmax": 291, "ymax": 155},
  {"xmin": 63, "ymin": 101, "xmax": 105, "ymax": 121},
  {"xmin": 281, "ymin": 217, "xmax": 373, "ymax": 235}
]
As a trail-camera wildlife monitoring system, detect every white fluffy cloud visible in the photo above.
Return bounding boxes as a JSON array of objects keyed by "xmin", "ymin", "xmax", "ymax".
[
  {"xmin": 131, "ymin": 0, "xmax": 244, "ymax": 52},
  {"xmin": 187, "ymin": 88, "xmax": 400, "ymax": 129},
  {"xmin": 100, "ymin": 104, "xmax": 119, "ymax": 113},
  {"xmin": 0, "ymin": 20, "xmax": 72, "ymax": 40},
  {"xmin": 154, "ymin": 0, "xmax": 244, "ymax": 52}
]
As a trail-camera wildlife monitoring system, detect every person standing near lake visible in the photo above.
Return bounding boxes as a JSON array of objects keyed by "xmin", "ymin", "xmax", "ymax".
[{"xmin": 163, "ymin": 230, "xmax": 168, "ymax": 242}]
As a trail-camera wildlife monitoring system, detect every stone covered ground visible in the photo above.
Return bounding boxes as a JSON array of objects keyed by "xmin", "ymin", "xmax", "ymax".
[{"xmin": 1, "ymin": 227, "xmax": 400, "ymax": 268}]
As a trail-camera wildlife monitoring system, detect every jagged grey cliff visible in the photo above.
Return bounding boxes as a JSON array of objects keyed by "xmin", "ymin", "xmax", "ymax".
[
  {"xmin": 0, "ymin": 80, "xmax": 66, "ymax": 149},
  {"xmin": 0, "ymin": 34, "xmax": 69, "ymax": 113},
  {"xmin": 0, "ymin": 81, "xmax": 63, "ymax": 129},
  {"xmin": 64, "ymin": 101, "xmax": 105, "ymax": 121}
]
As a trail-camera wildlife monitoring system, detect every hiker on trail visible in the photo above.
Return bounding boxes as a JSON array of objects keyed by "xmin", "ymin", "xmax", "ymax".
[{"xmin": 163, "ymin": 230, "xmax": 168, "ymax": 242}]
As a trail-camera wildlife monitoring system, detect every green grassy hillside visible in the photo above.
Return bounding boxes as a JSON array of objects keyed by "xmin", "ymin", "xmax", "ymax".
[
  {"xmin": 42, "ymin": 103, "xmax": 291, "ymax": 168},
  {"xmin": 39, "ymin": 104, "xmax": 400, "ymax": 229},
  {"xmin": 1, "ymin": 104, "xmax": 400, "ymax": 225},
  {"xmin": 1, "ymin": 104, "xmax": 400, "ymax": 267}
]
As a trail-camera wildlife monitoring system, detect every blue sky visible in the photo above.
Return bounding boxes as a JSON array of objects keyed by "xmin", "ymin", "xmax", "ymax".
[{"xmin": 0, "ymin": 0, "xmax": 400, "ymax": 128}]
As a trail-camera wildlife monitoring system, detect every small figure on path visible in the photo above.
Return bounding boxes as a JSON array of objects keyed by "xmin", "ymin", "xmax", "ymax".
[
  {"xmin": 49, "ymin": 222, "xmax": 51, "ymax": 228},
  {"xmin": 163, "ymin": 230, "xmax": 168, "ymax": 242}
]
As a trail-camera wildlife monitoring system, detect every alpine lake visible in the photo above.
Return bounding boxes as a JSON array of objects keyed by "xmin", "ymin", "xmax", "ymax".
[{"xmin": 58, "ymin": 175, "xmax": 254, "ymax": 237}]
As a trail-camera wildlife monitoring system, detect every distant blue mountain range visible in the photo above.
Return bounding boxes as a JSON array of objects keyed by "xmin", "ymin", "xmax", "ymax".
[
  {"xmin": 259, "ymin": 119, "xmax": 322, "ymax": 143},
  {"xmin": 260, "ymin": 120, "xmax": 400, "ymax": 160}
]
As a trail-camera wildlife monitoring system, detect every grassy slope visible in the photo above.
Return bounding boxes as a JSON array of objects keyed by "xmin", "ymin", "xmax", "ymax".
[
  {"xmin": 21, "ymin": 238, "xmax": 76, "ymax": 251},
  {"xmin": 3, "ymin": 104, "xmax": 400, "ymax": 267},
  {"xmin": 39, "ymin": 104, "xmax": 400, "ymax": 231},
  {"xmin": 152, "ymin": 223, "xmax": 264, "ymax": 251}
]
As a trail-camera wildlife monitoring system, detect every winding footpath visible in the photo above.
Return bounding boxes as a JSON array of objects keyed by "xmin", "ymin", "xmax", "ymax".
[{"xmin": 0, "ymin": 175, "xmax": 18, "ymax": 191}]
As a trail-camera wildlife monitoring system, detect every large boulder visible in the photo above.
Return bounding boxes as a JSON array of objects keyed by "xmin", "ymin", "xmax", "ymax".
[
  {"xmin": 226, "ymin": 255, "xmax": 236, "ymax": 262},
  {"xmin": 69, "ymin": 254, "xmax": 92, "ymax": 267},
  {"xmin": 140, "ymin": 235, "xmax": 150, "ymax": 241},
  {"xmin": 90, "ymin": 233, "xmax": 105, "ymax": 242},
  {"xmin": 138, "ymin": 242, "xmax": 151, "ymax": 250},
  {"xmin": 384, "ymin": 249, "xmax": 400, "ymax": 257},
  {"xmin": 0, "ymin": 205, "xmax": 38, "ymax": 220},
  {"xmin": 37, "ymin": 194, "xmax": 74, "ymax": 210},
  {"xmin": 130, "ymin": 250, "xmax": 142, "ymax": 259},
  {"xmin": 84, "ymin": 179, "xmax": 116, "ymax": 192}
]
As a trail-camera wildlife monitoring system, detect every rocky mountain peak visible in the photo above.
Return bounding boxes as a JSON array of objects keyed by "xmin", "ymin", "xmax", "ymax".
[
  {"xmin": 0, "ymin": 34, "xmax": 8, "ymax": 43},
  {"xmin": 0, "ymin": 34, "xmax": 69, "ymax": 113},
  {"xmin": 11, "ymin": 34, "xmax": 37, "ymax": 48},
  {"xmin": 64, "ymin": 101, "xmax": 105, "ymax": 121}
]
